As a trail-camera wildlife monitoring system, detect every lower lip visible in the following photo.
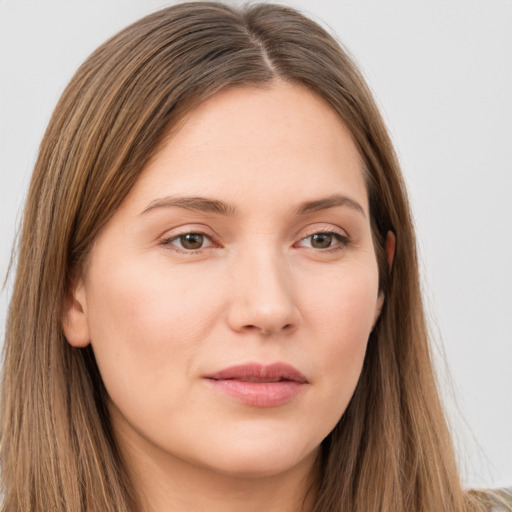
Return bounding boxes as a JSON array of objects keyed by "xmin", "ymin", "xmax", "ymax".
[{"xmin": 205, "ymin": 379, "xmax": 306, "ymax": 407}]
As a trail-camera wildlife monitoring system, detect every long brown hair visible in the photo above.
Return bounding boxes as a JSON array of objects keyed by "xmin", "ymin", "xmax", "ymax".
[{"xmin": 0, "ymin": 2, "xmax": 501, "ymax": 511}]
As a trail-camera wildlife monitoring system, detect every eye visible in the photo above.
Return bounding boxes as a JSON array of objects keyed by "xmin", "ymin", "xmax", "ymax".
[
  {"xmin": 162, "ymin": 232, "xmax": 214, "ymax": 252},
  {"xmin": 297, "ymin": 231, "xmax": 348, "ymax": 250}
]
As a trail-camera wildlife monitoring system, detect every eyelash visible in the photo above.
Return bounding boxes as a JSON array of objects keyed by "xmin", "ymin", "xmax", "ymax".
[
  {"xmin": 297, "ymin": 229, "xmax": 350, "ymax": 252},
  {"xmin": 160, "ymin": 228, "xmax": 350, "ymax": 255},
  {"xmin": 160, "ymin": 231, "xmax": 218, "ymax": 255}
]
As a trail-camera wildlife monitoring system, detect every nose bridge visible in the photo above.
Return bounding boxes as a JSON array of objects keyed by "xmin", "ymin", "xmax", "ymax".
[{"xmin": 227, "ymin": 239, "xmax": 300, "ymax": 336}]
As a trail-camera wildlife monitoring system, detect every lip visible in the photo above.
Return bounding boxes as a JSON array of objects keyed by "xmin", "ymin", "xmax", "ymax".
[{"xmin": 204, "ymin": 362, "xmax": 308, "ymax": 407}]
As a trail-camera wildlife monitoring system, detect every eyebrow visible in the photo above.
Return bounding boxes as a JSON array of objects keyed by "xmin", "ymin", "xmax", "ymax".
[
  {"xmin": 140, "ymin": 196, "xmax": 237, "ymax": 216},
  {"xmin": 295, "ymin": 194, "xmax": 366, "ymax": 218},
  {"xmin": 140, "ymin": 193, "xmax": 366, "ymax": 218}
]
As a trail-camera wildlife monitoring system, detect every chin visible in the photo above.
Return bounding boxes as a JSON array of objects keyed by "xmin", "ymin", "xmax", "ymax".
[{"xmin": 195, "ymin": 435, "xmax": 320, "ymax": 479}]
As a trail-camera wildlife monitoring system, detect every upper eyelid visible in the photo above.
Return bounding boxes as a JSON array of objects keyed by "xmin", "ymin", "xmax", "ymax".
[
  {"xmin": 302, "ymin": 226, "xmax": 346, "ymax": 235},
  {"xmin": 298, "ymin": 224, "xmax": 349, "ymax": 240},
  {"xmin": 162, "ymin": 226, "xmax": 347, "ymax": 240},
  {"xmin": 160, "ymin": 224, "xmax": 217, "ymax": 240}
]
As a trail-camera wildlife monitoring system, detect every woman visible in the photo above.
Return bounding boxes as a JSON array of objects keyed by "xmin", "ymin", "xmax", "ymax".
[{"xmin": 0, "ymin": 2, "xmax": 509, "ymax": 511}]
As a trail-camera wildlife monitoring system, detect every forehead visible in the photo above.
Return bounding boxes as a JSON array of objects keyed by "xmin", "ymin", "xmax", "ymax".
[{"xmin": 123, "ymin": 82, "xmax": 368, "ymax": 216}]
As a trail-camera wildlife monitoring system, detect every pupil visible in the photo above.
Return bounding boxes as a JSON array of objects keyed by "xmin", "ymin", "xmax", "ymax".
[
  {"xmin": 181, "ymin": 233, "xmax": 203, "ymax": 249},
  {"xmin": 312, "ymin": 233, "xmax": 332, "ymax": 249}
]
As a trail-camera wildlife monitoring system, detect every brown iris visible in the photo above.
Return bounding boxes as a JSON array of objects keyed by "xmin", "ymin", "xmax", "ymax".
[
  {"xmin": 310, "ymin": 233, "xmax": 333, "ymax": 249},
  {"xmin": 180, "ymin": 233, "xmax": 204, "ymax": 250}
]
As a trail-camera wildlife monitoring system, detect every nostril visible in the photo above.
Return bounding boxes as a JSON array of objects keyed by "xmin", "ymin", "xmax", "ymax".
[
  {"xmin": 250, "ymin": 323, "xmax": 296, "ymax": 336},
  {"xmin": 243, "ymin": 325, "xmax": 269, "ymax": 335}
]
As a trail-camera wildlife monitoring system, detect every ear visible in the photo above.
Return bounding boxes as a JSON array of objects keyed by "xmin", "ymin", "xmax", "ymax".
[
  {"xmin": 384, "ymin": 230, "xmax": 396, "ymax": 269},
  {"xmin": 62, "ymin": 280, "xmax": 91, "ymax": 347},
  {"xmin": 373, "ymin": 231, "xmax": 396, "ymax": 327}
]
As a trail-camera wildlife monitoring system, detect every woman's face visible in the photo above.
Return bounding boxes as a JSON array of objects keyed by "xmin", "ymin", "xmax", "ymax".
[{"xmin": 65, "ymin": 82, "xmax": 383, "ymax": 479}]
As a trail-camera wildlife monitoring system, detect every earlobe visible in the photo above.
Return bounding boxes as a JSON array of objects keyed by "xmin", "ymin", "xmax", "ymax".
[
  {"xmin": 62, "ymin": 281, "xmax": 91, "ymax": 348},
  {"xmin": 373, "ymin": 294, "xmax": 385, "ymax": 331}
]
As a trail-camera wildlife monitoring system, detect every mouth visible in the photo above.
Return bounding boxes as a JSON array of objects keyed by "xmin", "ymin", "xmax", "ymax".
[{"xmin": 204, "ymin": 362, "xmax": 308, "ymax": 407}]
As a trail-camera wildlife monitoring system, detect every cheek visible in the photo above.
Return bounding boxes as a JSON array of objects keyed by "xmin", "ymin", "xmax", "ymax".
[
  {"xmin": 83, "ymin": 256, "xmax": 224, "ymax": 399},
  {"xmin": 303, "ymin": 260, "xmax": 379, "ymax": 423},
  {"xmin": 305, "ymin": 257, "xmax": 380, "ymax": 343}
]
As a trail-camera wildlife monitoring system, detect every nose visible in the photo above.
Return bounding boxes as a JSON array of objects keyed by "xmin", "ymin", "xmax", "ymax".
[{"xmin": 226, "ymin": 246, "xmax": 301, "ymax": 337}]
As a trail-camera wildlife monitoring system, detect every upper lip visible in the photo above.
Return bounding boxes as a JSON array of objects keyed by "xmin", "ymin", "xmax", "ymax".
[{"xmin": 205, "ymin": 363, "xmax": 308, "ymax": 383}]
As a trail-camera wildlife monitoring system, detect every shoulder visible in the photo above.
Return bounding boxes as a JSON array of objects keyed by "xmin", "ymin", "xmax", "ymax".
[
  {"xmin": 466, "ymin": 488, "xmax": 512, "ymax": 512},
  {"xmin": 489, "ymin": 488, "xmax": 512, "ymax": 512}
]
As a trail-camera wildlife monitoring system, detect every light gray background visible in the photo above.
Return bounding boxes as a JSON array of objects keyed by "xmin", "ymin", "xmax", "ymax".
[{"xmin": 1, "ymin": 0, "xmax": 511, "ymax": 489}]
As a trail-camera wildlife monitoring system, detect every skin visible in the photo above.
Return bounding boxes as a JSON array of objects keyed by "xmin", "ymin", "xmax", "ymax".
[{"xmin": 63, "ymin": 82, "xmax": 394, "ymax": 512}]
